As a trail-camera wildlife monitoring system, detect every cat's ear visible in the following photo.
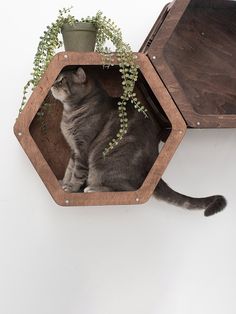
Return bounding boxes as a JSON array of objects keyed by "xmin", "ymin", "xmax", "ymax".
[{"xmin": 74, "ymin": 67, "xmax": 87, "ymax": 84}]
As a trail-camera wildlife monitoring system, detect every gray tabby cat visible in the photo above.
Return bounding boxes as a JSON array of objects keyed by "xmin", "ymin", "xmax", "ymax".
[{"xmin": 51, "ymin": 67, "xmax": 226, "ymax": 216}]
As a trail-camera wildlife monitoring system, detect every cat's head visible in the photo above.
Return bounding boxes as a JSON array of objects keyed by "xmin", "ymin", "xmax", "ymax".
[{"xmin": 51, "ymin": 67, "xmax": 89, "ymax": 110}]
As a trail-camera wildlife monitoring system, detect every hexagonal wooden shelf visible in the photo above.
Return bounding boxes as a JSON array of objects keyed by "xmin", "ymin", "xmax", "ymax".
[
  {"xmin": 14, "ymin": 52, "xmax": 186, "ymax": 206},
  {"xmin": 142, "ymin": 0, "xmax": 236, "ymax": 128}
]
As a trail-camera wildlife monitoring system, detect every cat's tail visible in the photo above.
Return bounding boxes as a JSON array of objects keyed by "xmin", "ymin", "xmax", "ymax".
[{"xmin": 154, "ymin": 179, "xmax": 227, "ymax": 217}]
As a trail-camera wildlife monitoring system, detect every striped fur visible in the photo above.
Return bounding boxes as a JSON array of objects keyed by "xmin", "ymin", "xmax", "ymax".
[{"xmin": 51, "ymin": 67, "xmax": 226, "ymax": 216}]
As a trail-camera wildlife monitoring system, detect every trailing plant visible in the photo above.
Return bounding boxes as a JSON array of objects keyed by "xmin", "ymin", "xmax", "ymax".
[
  {"xmin": 20, "ymin": 8, "xmax": 148, "ymax": 155},
  {"xmin": 19, "ymin": 7, "xmax": 77, "ymax": 114},
  {"xmin": 82, "ymin": 12, "xmax": 148, "ymax": 155}
]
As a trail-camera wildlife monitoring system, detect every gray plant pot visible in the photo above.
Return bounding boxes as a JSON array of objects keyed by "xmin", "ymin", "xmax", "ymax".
[{"xmin": 61, "ymin": 22, "xmax": 97, "ymax": 52}]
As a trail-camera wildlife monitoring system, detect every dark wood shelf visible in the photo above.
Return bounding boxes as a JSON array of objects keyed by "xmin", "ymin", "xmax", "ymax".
[{"xmin": 142, "ymin": 0, "xmax": 236, "ymax": 128}]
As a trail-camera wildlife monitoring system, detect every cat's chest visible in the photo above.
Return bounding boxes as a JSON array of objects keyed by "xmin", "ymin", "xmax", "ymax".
[
  {"xmin": 60, "ymin": 117, "xmax": 88, "ymax": 152},
  {"xmin": 61, "ymin": 121, "xmax": 76, "ymax": 149}
]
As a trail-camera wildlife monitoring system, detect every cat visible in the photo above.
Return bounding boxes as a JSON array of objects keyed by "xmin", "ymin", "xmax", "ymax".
[{"xmin": 51, "ymin": 67, "xmax": 227, "ymax": 216}]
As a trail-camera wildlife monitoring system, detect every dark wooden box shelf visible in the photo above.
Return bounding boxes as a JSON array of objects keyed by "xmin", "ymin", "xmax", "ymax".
[
  {"xmin": 142, "ymin": 0, "xmax": 236, "ymax": 128},
  {"xmin": 14, "ymin": 52, "xmax": 186, "ymax": 206}
]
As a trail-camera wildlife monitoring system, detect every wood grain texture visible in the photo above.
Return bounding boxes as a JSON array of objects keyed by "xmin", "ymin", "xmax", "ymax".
[
  {"xmin": 14, "ymin": 52, "xmax": 186, "ymax": 206},
  {"xmin": 146, "ymin": 0, "xmax": 236, "ymax": 127}
]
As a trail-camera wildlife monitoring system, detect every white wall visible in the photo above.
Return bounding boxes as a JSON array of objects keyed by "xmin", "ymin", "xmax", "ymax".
[{"xmin": 1, "ymin": 0, "xmax": 236, "ymax": 313}]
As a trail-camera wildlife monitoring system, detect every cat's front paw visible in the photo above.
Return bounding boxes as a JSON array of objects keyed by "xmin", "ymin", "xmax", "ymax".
[
  {"xmin": 84, "ymin": 186, "xmax": 95, "ymax": 193},
  {"xmin": 84, "ymin": 186, "xmax": 112, "ymax": 192},
  {"xmin": 58, "ymin": 180, "xmax": 71, "ymax": 192},
  {"xmin": 62, "ymin": 183, "xmax": 73, "ymax": 193},
  {"xmin": 62, "ymin": 181, "xmax": 82, "ymax": 193}
]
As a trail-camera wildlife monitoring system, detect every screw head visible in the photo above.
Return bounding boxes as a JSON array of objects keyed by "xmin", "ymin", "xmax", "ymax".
[
  {"xmin": 197, "ymin": 121, "xmax": 201, "ymax": 126},
  {"xmin": 136, "ymin": 198, "xmax": 140, "ymax": 202},
  {"xmin": 152, "ymin": 56, "xmax": 156, "ymax": 60},
  {"xmin": 18, "ymin": 132, "xmax": 22, "ymax": 136},
  {"xmin": 65, "ymin": 199, "xmax": 69, "ymax": 204},
  {"xmin": 64, "ymin": 54, "xmax": 68, "ymax": 59}
]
